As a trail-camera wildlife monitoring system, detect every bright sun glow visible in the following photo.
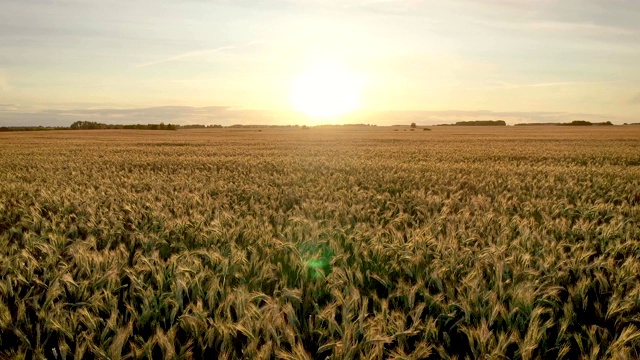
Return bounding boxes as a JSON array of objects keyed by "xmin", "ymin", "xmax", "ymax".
[{"xmin": 291, "ymin": 63, "xmax": 363, "ymax": 118}]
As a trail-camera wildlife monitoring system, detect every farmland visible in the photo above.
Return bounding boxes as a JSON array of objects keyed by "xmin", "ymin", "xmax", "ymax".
[{"xmin": 1, "ymin": 126, "xmax": 639, "ymax": 359}]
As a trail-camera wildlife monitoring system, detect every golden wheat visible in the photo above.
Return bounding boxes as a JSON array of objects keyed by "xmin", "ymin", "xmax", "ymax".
[{"xmin": 0, "ymin": 126, "xmax": 638, "ymax": 358}]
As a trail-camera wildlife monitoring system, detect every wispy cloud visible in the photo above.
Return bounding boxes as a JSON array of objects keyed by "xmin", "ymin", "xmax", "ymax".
[
  {"xmin": 347, "ymin": 109, "xmax": 624, "ymax": 125},
  {"xmin": 0, "ymin": 103, "xmax": 17, "ymax": 112},
  {"xmin": 0, "ymin": 105, "xmax": 299, "ymax": 127},
  {"xmin": 135, "ymin": 41, "xmax": 264, "ymax": 68},
  {"xmin": 135, "ymin": 46, "xmax": 236, "ymax": 68},
  {"xmin": 630, "ymin": 92, "xmax": 640, "ymax": 104},
  {"xmin": 0, "ymin": 69, "xmax": 10, "ymax": 92},
  {"xmin": 0, "ymin": 106, "xmax": 627, "ymax": 127},
  {"xmin": 529, "ymin": 21, "xmax": 637, "ymax": 36},
  {"xmin": 474, "ymin": 80, "xmax": 621, "ymax": 90},
  {"xmin": 474, "ymin": 19, "xmax": 638, "ymax": 37}
]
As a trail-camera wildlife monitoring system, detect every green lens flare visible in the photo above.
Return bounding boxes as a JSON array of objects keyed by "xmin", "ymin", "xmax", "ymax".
[
  {"xmin": 305, "ymin": 258, "xmax": 329, "ymax": 279},
  {"xmin": 299, "ymin": 241, "xmax": 333, "ymax": 279}
]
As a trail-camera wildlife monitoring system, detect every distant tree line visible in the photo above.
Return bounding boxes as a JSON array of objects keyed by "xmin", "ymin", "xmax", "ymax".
[
  {"xmin": 0, "ymin": 126, "xmax": 68, "ymax": 132},
  {"xmin": 559, "ymin": 120, "xmax": 613, "ymax": 126},
  {"xmin": 454, "ymin": 120, "xmax": 506, "ymax": 126},
  {"xmin": 515, "ymin": 121, "xmax": 614, "ymax": 126},
  {"xmin": 429, "ymin": 120, "xmax": 616, "ymax": 127},
  {"xmin": 1, "ymin": 122, "xmax": 229, "ymax": 132},
  {"xmin": 179, "ymin": 124, "xmax": 223, "ymax": 129},
  {"xmin": 227, "ymin": 124, "xmax": 322, "ymax": 128},
  {"xmin": 1, "ymin": 120, "xmax": 622, "ymax": 133},
  {"xmin": 1, "ymin": 122, "xmax": 283, "ymax": 131},
  {"xmin": 316, "ymin": 123, "xmax": 378, "ymax": 128},
  {"xmin": 433, "ymin": 120, "xmax": 506, "ymax": 126},
  {"xmin": 70, "ymin": 121, "xmax": 178, "ymax": 130}
]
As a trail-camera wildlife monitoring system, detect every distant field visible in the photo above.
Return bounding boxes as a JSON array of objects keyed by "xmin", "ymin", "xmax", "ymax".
[{"xmin": 1, "ymin": 126, "xmax": 639, "ymax": 359}]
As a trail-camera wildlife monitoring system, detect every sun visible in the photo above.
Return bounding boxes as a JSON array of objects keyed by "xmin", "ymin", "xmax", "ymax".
[{"xmin": 290, "ymin": 62, "xmax": 363, "ymax": 119}]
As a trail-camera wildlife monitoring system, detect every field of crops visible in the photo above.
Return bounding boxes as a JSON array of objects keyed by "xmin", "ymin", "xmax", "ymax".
[{"xmin": 1, "ymin": 126, "xmax": 639, "ymax": 359}]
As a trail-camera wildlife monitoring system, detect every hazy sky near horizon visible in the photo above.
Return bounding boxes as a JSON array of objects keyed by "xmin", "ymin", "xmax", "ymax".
[{"xmin": 1, "ymin": 0, "xmax": 639, "ymax": 125}]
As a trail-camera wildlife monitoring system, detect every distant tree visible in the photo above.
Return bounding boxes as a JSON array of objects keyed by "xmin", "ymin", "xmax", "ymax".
[
  {"xmin": 70, "ymin": 121, "xmax": 104, "ymax": 129},
  {"xmin": 410, "ymin": 122, "xmax": 417, "ymax": 128},
  {"xmin": 561, "ymin": 120, "xmax": 592, "ymax": 126}
]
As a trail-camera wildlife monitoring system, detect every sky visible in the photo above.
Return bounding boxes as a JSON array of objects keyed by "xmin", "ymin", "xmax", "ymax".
[{"xmin": 0, "ymin": 0, "xmax": 639, "ymax": 126}]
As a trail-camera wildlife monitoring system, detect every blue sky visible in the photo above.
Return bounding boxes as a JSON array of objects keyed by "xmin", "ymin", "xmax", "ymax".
[{"xmin": 0, "ymin": 0, "xmax": 639, "ymax": 125}]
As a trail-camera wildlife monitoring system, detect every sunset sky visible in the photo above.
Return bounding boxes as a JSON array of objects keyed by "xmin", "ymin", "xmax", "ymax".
[{"xmin": 1, "ymin": 0, "xmax": 639, "ymax": 126}]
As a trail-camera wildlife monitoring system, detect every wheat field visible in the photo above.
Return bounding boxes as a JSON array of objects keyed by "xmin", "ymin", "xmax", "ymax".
[{"xmin": 1, "ymin": 126, "xmax": 639, "ymax": 359}]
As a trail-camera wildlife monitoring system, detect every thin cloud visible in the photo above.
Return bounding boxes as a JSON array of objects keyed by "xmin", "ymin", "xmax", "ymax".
[
  {"xmin": 474, "ymin": 19, "xmax": 638, "ymax": 36},
  {"xmin": 0, "ymin": 69, "xmax": 10, "ymax": 92},
  {"xmin": 0, "ymin": 105, "xmax": 289, "ymax": 127},
  {"xmin": 0, "ymin": 106, "xmax": 627, "ymax": 127},
  {"xmin": 346, "ymin": 109, "xmax": 622, "ymax": 125},
  {"xmin": 630, "ymin": 92, "xmax": 640, "ymax": 104},
  {"xmin": 530, "ymin": 21, "xmax": 637, "ymax": 36},
  {"xmin": 135, "ymin": 41, "xmax": 265, "ymax": 68},
  {"xmin": 526, "ymin": 81, "xmax": 587, "ymax": 88},
  {"xmin": 0, "ymin": 103, "xmax": 17, "ymax": 112},
  {"xmin": 135, "ymin": 46, "xmax": 237, "ymax": 68},
  {"xmin": 474, "ymin": 80, "xmax": 621, "ymax": 90}
]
